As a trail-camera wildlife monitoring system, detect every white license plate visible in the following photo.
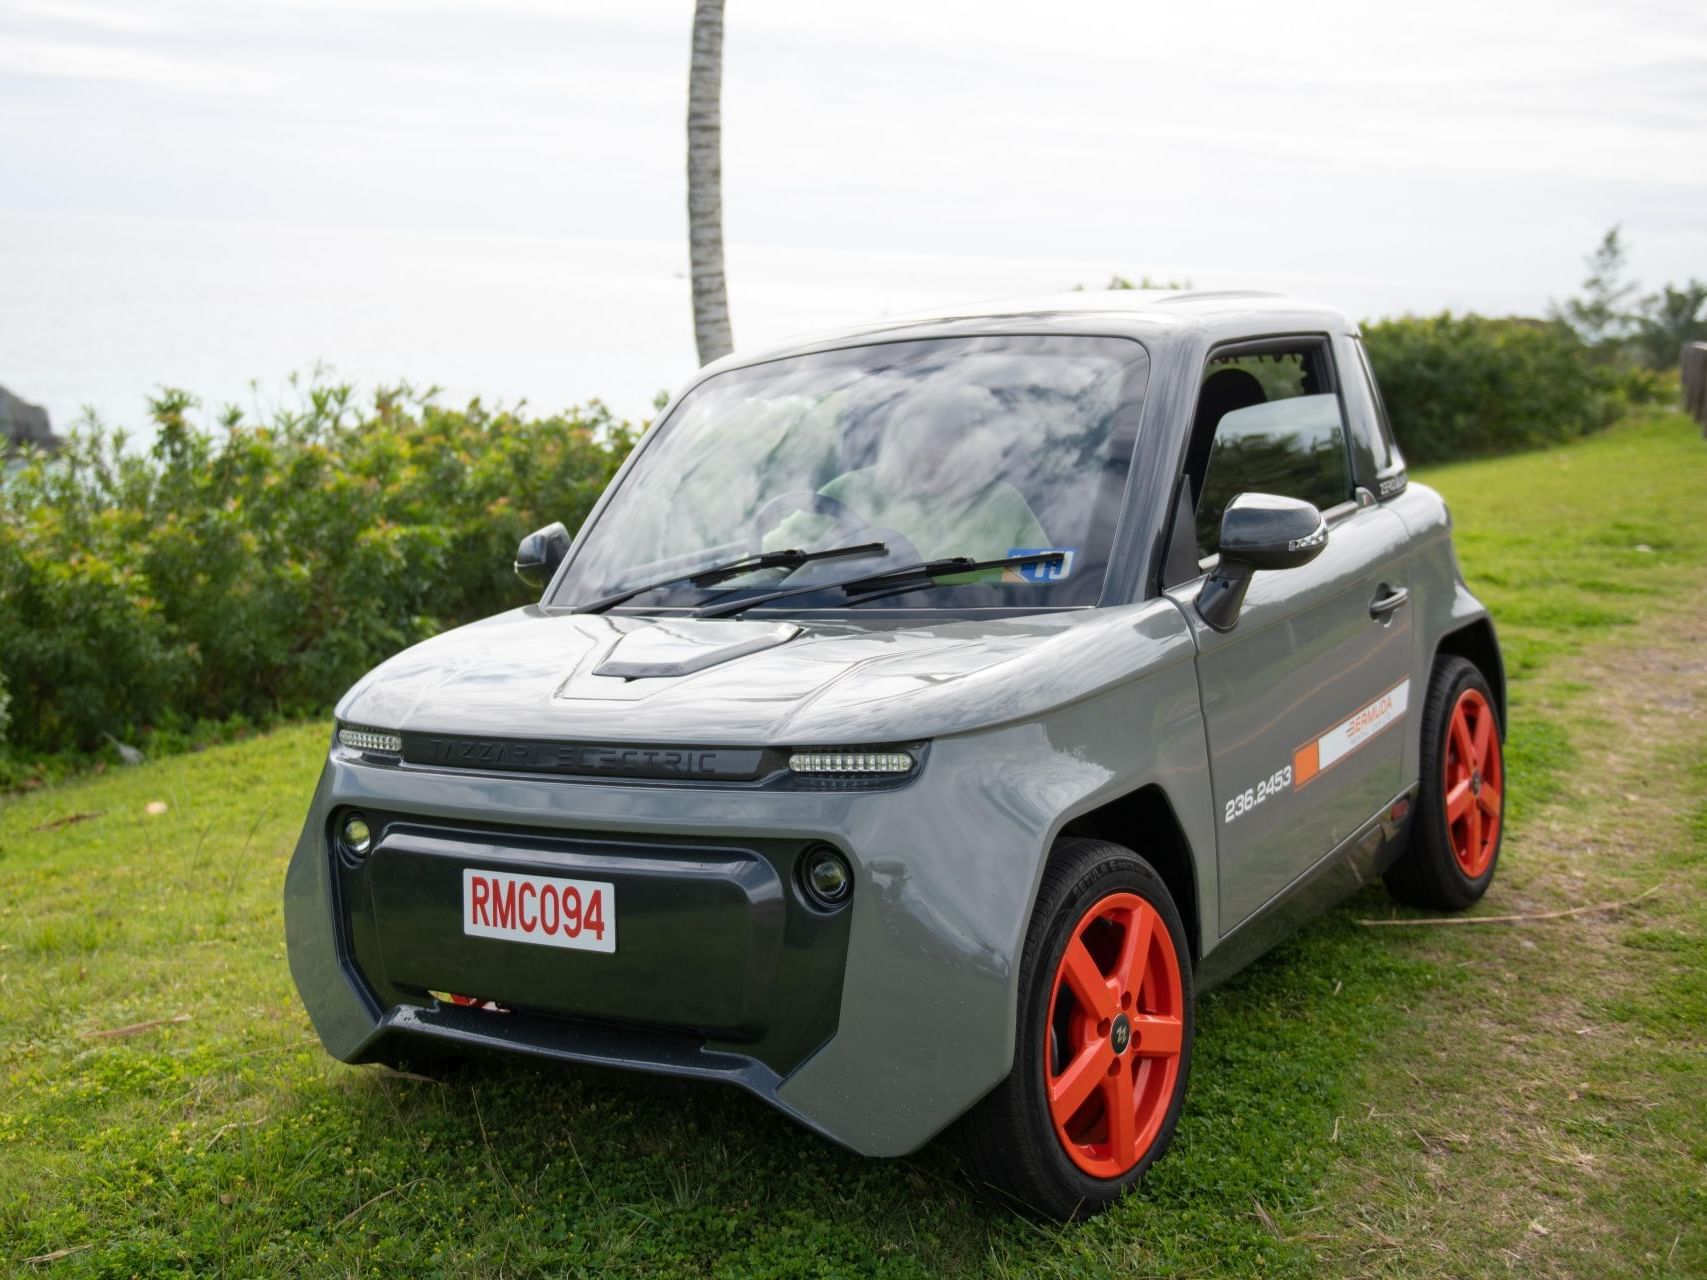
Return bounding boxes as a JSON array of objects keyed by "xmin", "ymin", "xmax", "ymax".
[{"xmin": 462, "ymin": 868, "xmax": 616, "ymax": 953}]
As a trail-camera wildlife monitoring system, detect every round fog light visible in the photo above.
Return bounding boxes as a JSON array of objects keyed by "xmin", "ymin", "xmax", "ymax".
[
  {"xmin": 801, "ymin": 847, "xmax": 852, "ymax": 910},
  {"xmin": 341, "ymin": 813, "xmax": 373, "ymax": 858}
]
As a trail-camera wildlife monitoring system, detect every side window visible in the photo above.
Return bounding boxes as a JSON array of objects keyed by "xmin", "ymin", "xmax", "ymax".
[
  {"xmin": 1351, "ymin": 336, "xmax": 1407, "ymax": 486},
  {"xmin": 1190, "ymin": 341, "xmax": 1353, "ymax": 554}
]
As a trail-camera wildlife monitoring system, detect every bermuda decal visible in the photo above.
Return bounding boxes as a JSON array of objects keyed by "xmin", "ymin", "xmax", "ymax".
[{"xmin": 1292, "ymin": 678, "xmax": 1411, "ymax": 789}]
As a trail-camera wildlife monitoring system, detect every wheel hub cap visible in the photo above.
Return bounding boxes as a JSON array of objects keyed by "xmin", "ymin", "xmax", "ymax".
[
  {"xmin": 1043, "ymin": 891, "xmax": 1185, "ymax": 1179},
  {"xmin": 1443, "ymin": 687, "xmax": 1503, "ymax": 878},
  {"xmin": 1111, "ymin": 1013, "xmax": 1132, "ymax": 1055}
]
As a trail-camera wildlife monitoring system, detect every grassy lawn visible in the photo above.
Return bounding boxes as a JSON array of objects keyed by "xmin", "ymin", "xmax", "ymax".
[{"xmin": 2, "ymin": 409, "xmax": 1704, "ymax": 1277}]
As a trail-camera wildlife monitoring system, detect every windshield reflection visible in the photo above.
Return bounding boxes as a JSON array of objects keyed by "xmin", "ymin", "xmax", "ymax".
[{"xmin": 555, "ymin": 335, "xmax": 1150, "ymax": 613}]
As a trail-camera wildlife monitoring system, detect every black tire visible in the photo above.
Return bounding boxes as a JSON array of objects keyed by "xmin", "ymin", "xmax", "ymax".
[
  {"xmin": 1383, "ymin": 655, "xmax": 1505, "ymax": 911},
  {"xmin": 956, "ymin": 838, "xmax": 1195, "ymax": 1221}
]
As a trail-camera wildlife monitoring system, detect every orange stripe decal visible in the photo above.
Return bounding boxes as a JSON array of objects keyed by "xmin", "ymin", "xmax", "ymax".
[
  {"xmin": 1292, "ymin": 742, "xmax": 1320, "ymax": 786},
  {"xmin": 1292, "ymin": 678, "xmax": 1411, "ymax": 791}
]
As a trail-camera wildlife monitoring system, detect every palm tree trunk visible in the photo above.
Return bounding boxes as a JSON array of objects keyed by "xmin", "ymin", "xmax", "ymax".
[{"xmin": 687, "ymin": 0, "xmax": 733, "ymax": 365}]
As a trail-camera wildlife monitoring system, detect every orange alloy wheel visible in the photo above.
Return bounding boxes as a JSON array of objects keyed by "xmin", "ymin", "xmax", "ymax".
[
  {"xmin": 1043, "ymin": 891, "xmax": 1186, "ymax": 1179},
  {"xmin": 1444, "ymin": 686, "xmax": 1503, "ymax": 878}
]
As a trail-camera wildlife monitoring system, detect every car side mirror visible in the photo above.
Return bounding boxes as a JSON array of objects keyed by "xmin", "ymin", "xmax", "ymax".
[
  {"xmin": 514, "ymin": 522, "xmax": 571, "ymax": 590},
  {"xmin": 1194, "ymin": 493, "xmax": 1328, "ymax": 632}
]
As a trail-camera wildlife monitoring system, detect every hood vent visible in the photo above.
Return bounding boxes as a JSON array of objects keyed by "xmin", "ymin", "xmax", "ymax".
[{"xmin": 593, "ymin": 619, "xmax": 801, "ymax": 680}]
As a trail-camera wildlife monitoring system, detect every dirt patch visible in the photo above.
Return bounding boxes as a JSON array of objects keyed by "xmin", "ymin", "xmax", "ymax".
[
  {"xmin": 1318, "ymin": 585, "xmax": 1707, "ymax": 1278},
  {"xmin": 1511, "ymin": 610, "xmax": 1707, "ymax": 926}
]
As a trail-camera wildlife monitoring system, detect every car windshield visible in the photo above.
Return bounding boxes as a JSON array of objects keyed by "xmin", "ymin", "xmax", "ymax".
[{"xmin": 552, "ymin": 334, "xmax": 1150, "ymax": 614}]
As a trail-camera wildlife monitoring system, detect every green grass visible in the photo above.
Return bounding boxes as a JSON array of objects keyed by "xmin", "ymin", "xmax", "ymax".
[
  {"xmin": 1307, "ymin": 616, "xmax": 1707, "ymax": 1278},
  {"xmin": 1422, "ymin": 409, "xmax": 1707, "ymax": 819},
  {"xmin": 1437, "ymin": 410, "xmax": 1707, "ymax": 668},
  {"xmin": 3, "ymin": 410, "xmax": 1706, "ymax": 1277}
]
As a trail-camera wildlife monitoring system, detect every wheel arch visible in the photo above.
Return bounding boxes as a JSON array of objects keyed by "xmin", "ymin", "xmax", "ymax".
[
  {"xmin": 1056, "ymin": 783, "xmax": 1201, "ymax": 964},
  {"xmin": 1433, "ymin": 617, "xmax": 1506, "ymax": 735}
]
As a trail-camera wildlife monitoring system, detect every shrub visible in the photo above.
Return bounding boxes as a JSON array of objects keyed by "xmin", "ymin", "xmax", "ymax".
[
  {"xmin": 0, "ymin": 384, "xmax": 636, "ymax": 759},
  {"xmin": 1361, "ymin": 313, "xmax": 1659, "ymax": 465}
]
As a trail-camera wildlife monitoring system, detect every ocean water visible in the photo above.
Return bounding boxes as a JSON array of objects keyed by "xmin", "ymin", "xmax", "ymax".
[
  {"xmin": 0, "ymin": 211, "xmax": 1092, "ymax": 436},
  {"xmin": 0, "ymin": 210, "xmax": 1535, "ymax": 440}
]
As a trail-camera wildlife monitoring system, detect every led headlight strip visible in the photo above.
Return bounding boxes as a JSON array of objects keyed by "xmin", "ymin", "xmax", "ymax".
[
  {"xmin": 787, "ymin": 749, "xmax": 917, "ymax": 775},
  {"xmin": 337, "ymin": 725, "xmax": 403, "ymax": 754}
]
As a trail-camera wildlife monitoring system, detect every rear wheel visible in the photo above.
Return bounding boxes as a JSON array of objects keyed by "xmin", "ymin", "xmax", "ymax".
[
  {"xmin": 1384, "ymin": 655, "xmax": 1504, "ymax": 910},
  {"xmin": 956, "ymin": 838, "xmax": 1193, "ymax": 1220}
]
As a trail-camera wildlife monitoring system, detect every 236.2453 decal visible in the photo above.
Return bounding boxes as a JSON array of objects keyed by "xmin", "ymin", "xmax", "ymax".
[{"xmin": 1224, "ymin": 765, "xmax": 1294, "ymax": 824}]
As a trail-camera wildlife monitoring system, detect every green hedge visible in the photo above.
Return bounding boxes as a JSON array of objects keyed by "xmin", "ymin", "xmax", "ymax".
[
  {"xmin": 1361, "ymin": 313, "xmax": 1661, "ymax": 464},
  {"xmin": 1, "ymin": 387, "xmax": 634, "ymax": 762}
]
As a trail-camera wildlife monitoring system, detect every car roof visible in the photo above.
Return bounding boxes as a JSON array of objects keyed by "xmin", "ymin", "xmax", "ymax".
[{"xmin": 701, "ymin": 290, "xmax": 1359, "ymax": 378}]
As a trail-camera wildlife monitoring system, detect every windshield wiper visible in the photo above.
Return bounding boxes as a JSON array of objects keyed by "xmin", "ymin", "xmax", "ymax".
[
  {"xmin": 576, "ymin": 540, "xmax": 889, "ymax": 614},
  {"xmin": 691, "ymin": 550, "xmax": 1066, "ymax": 619}
]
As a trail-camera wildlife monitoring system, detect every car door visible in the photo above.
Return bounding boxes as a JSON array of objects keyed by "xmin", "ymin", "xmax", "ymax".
[{"xmin": 1165, "ymin": 335, "xmax": 1414, "ymax": 934}]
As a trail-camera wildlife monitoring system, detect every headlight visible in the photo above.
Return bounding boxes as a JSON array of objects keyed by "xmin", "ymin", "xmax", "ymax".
[
  {"xmin": 337, "ymin": 725, "xmax": 403, "ymax": 754},
  {"xmin": 798, "ymin": 845, "xmax": 853, "ymax": 911},
  {"xmin": 787, "ymin": 748, "xmax": 918, "ymax": 776},
  {"xmin": 341, "ymin": 813, "xmax": 372, "ymax": 857}
]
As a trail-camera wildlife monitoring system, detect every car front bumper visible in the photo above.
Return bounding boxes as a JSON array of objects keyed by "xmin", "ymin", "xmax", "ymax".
[{"xmin": 285, "ymin": 725, "xmax": 1101, "ymax": 1157}]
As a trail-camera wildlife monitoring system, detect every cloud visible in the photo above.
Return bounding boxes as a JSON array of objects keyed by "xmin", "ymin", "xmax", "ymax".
[
  {"xmin": 0, "ymin": 35, "xmax": 280, "ymax": 95},
  {"xmin": 0, "ymin": 0, "xmax": 1702, "ymax": 302},
  {"xmin": 7, "ymin": 1, "xmax": 164, "ymax": 34}
]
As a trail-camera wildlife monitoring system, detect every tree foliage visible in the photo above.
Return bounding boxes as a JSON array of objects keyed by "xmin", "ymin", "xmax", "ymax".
[
  {"xmin": 1105, "ymin": 274, "xmax": 1194, "ymax": 291},
  {"xmin": 0, "ymin": 385, "xmax": 635, "ymax": 760},
  {"xmin": 1553, "ymin": 226, "xmax": 1705, "ymax": 369},
  {"xmin": 1359, "ymin": 225, "xmax": 1691, "ymax": 461},
  {"xmin": 1632, "ymin": 280, "xmax": 1707, "ymax": 370},
  {"xmin": 1553, "ymin": 226, "xmax": 1639, "ymax": 349},
  {"xmin": 1361, "ymin": 313, "xmax": 1659, "ymax": 465}
]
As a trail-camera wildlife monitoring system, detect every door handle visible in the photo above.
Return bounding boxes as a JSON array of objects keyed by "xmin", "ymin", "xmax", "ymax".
[{"xmin": 1369, "ymin": 585, "xmax": 1409, "ymax": 619}]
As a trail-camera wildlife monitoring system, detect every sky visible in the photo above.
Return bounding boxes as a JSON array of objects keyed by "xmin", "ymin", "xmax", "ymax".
[{"xmin": 1, "ymin": 0, "xmax": 1705, "ymax": 424}]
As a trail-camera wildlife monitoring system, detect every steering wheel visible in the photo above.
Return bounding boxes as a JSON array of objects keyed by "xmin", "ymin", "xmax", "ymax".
[{"xmin": 750, "ymin": 489, "xmax": 921, "ymax": 566}]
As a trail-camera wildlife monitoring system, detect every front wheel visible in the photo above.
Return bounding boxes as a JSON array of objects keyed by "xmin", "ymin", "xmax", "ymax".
[
  {"xmin": 1384, "ymin": 655, "xmax": 1505, "ymax": 910},
  {"xmin": 956, "ymin": 838, "xmax": 1194, "ymax": 1220}
]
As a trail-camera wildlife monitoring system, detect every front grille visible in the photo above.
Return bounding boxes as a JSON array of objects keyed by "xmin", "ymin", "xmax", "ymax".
[
  {"xmin": 333, "ymin": 812, "xmax": 851, "ymax": 1074},
  {"xmin": 398, "ymin": 732, "xmax": 779, "ymax": 782}
]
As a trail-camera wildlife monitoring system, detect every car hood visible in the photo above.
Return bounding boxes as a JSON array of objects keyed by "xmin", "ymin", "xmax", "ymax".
[{"xmin": 335, "ymin": 603, "xmax": 1192, "ymax": 746}]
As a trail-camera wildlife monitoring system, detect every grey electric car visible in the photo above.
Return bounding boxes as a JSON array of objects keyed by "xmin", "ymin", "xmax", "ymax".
[{"xmin": 286, "ymin": 291, "xmax": 1505, "ymax": 1219}]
